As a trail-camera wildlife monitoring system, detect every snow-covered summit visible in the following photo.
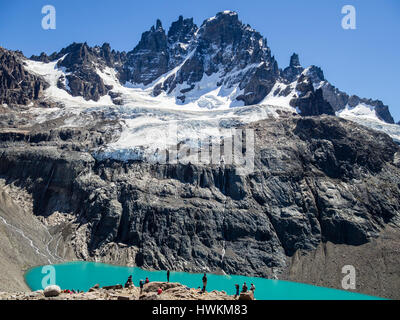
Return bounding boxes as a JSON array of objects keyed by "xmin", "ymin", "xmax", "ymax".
[{"xmin": 1, "ymin": 11, "xmax": 399, "ymax": 161}]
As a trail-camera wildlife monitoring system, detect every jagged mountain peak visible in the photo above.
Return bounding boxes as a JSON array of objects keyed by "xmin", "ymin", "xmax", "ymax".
[
  {"xmin": 302, "ymin": 65, "xmax": 325, "ymax": 83},
  {"xmin": 2, "ymin": 11, "xmax": 397, "ymax": 142},
  {"xmin": 167, "ymin": 16, "xmax": 197, "ymax": 45},
  {"xmin": 282, "ymin": 53, "xmax": 304, "ymax": 82},
  {"xmin": 30, "ymin": 42, "xmax": 91, "ymax": 63},
  {"xmin": 198, "ymin": 10, "xmax": 265, "ymax": 51},
  {"xmin": 133, "ymin": 23, "xmax": 167, "ymax": 53},
  {"xmin": 155, "ymin": 18, "xmax": 163, "ymax": 30},
  {"xmin": 202, "ymin": 10, "xmax": 239, "ymax": 25},
  {"xmin": 133, "ymin": 15, "xmax": 197, "ymax": 53}
]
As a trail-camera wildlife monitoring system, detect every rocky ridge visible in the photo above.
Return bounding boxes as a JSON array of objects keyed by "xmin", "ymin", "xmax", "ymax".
[
  {"xmin": 10, "ymin": 11, "xmax": 394, "ymax": 127},
  {"xmin": 0, "ymin": 48, "xmax": 49, "ymax": 106},
  {"xmin": 0, "ymin": 282, "xmax": 235, "ymax": 300}
]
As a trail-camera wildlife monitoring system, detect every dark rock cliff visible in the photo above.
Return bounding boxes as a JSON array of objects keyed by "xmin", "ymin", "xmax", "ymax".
[{"xmin": 0, "ymin": 116, "xmax": 399, "ymax": 279}]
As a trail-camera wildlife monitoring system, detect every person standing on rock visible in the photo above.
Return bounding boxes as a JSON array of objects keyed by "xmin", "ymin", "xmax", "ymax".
[
  {"xmin": 242, "ymin": 282, "xmax": 248, "ymax": 293},
  {"xmin": 145, "ymin": 277, "xmax": 150, "ymax": 284},
  {"xmin": 202, "ymin": 273, "xmax": 208, "ymax": 292},
  {"xmin": 167, "ymin": 270, "xmax": 170, "ymax": 282},
  {"xmin": 250, "ymin": 283, "xmax": 255, "ymax": 293},
  {"xmin": 235, "ymin": 284, "xmax": 240, "ymax": 298},
  {"xmin": 139, "ymin": 280, "xmax": 144, "ymax": 293}
]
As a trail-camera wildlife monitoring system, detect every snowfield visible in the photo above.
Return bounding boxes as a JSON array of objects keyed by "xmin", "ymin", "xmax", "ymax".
[{"xmin": 337, "ymin": 104, "xmax": 400, "ymax": 143}]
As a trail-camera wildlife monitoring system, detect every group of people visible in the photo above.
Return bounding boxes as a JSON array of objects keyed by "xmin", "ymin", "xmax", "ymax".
[
  {"xmin": 124, "ymin": 270, "xmax": 172, "ymax": 292},
  {"xmin": 124, "ymin": 271, "xmax": 255, "ymax": 298},
  {"xmin": 63, "ymin": 289, "xmax": 83, "ymax": 294},
  {"xmin": 123, "ymin": 271, "xmax": 207, "ymax": 294},
  {"xmin": 234, "ymin": 282, "xmax": 255, "ymax": 297}
]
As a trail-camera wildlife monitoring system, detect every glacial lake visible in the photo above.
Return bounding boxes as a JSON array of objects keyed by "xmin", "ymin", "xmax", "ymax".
[{"xmin": 25, "ymin": 261, "xmax": 382, "ymax": 300}]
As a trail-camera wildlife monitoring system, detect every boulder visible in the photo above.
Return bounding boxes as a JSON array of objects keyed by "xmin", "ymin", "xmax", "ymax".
[
  {"xmin": 103, "ymin": 284, "xmax": 123, "ymax": 290},
  {"xmin": 89, "ymin": 284, "xmax": 100, "ymax": 292},
  {"xmin": 143, "ymin": 281, "xmax": 181, "ymax": 293},
  {"xmin": 238, "ymin": 291, "xmax": 254, "ymax": 300},
  {"xmin": 44, "ymin": 285, "xmax": 61, "ymax": 297},
  {"xmin": 140, "ymin": 292, "xmax": 160, "ymax": 300}
]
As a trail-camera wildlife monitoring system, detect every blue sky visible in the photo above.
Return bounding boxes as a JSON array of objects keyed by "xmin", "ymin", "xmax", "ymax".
[{"xmin": 1, "ymin": 0, "xmax": 399, "ymax": 121}]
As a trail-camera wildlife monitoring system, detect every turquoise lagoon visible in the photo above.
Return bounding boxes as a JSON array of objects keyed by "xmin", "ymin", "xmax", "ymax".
[{"xmin": 25, "ymin": 261, "xmax": 382, "ymax": 300}]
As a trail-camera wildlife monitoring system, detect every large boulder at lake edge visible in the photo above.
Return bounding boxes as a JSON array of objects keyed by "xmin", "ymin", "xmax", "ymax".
[
  {"xmin": 239, "ymin": 291, "xmax": 254, "ymax": 300},
  {"xmin": 44, "ymin": 285, "xmax": 61, "ymax": 297}
]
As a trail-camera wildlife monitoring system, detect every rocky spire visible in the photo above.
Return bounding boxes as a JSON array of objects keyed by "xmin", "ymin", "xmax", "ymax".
[
  {"xmin": 125, "ymin": 18, "xmax": 169, "ymax": 85},
  {"xmin": 156, "ymin": 19, "xmax": 163, "ymax": 30},
  {"xmin": 167, "ymin": 15, "xmax": 197, "ymax": 44},
  {"xmin": 289, "ymin": 53, "xmax": 300, "ymax": 67},
  {"xmin": 282, "ymin": 52, "xmax": 304, "ymax": 83}
]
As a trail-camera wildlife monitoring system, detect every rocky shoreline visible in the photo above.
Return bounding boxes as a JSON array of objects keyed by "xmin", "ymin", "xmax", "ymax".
[{"xmin": 0, "ymin": 281, "xmax": 252, "ymax": 301}]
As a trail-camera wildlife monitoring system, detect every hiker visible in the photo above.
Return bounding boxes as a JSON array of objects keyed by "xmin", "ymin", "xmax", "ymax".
[
  {"xmin": 235, "ymin": 284, "xmax": 240, "ymax": 298},
  {"xmin": 202, "ymin": 273, "xmax": 207, "ymax": 292},
  {"xmin": 167, "ymin": 270, "xmax": 170, "ymax": 282},
  {"xmin": 139, "ymin": 280, "xmax": 144, "ymax": 293},
  {"xmin": 124, "ymin": 275, "xmax": 133, "ymax": 288},
  {"xmin": 242, "ymin": 282, "xmax": 248, "ymax": 293},
  {"xmin": 157, "ymin": 287, "xmax": 163, "ymax": 295},
  {"xmin": 250, "ymin": 283, "xmax": 256, "ymax": 293},
  {"xmin": 145, "ymin": 277, "xmax": 150, "ymax": 284}
]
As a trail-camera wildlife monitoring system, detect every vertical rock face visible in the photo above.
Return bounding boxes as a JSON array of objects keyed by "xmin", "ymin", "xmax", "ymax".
[{"xmin": 0, "ymin": 48, "xmax": 48, "ymax": 105}]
